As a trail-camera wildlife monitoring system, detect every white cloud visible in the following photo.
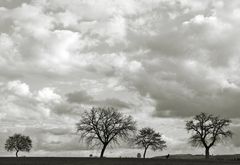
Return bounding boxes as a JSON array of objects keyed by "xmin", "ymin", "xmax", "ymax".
[
  {"xmin": 37, "ymin": 87, "xmax": 62, "ymax": 104},
  {"xmin": 7, "ymin": 80, "xmax": 32, "ymax": 97},
  {"xmin": 0, "ymin": 33, "xmax": 19, "ymax": 65},
  {"xmin": 1, "ymin": 0, "xmax": 240, "ymax": 157},
  {"xmin": 55, "ymin": 10, "xmax": 79, "ymax": 28}
]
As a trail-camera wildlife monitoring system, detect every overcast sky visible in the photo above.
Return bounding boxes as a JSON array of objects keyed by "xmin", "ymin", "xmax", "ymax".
[{"xmin": 0, "ymin": 0, "xmax": 240, "ymax": 157}]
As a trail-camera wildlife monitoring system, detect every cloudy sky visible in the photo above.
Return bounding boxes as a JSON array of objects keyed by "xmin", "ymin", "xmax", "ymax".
[{"xmin": 0, "ymin": 0, "xmax": 240, "ymax": 157}]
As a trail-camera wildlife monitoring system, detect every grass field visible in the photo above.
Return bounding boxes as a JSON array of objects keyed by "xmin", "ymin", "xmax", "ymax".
[{"xmin": 0, "ymin": 157, "xmax": 239, "ymax": 165}]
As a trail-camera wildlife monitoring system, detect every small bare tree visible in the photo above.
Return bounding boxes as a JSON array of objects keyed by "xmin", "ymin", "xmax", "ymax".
[
  {"xmin": 5, "ymin": 134, "xmax": 32, "ymax": 157},
  {"xmin": 186, "ymin": 112, "xmax": 232, "ymax": 159},
  {"xmin": 135, "ymin": 127, "xmax": 167, "ymax": 158},
  {"xmin": 76, "ymin": 107, "xmax": 136, "ymax": 157}
]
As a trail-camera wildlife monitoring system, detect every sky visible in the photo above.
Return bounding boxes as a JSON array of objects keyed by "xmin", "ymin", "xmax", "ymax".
[{"xmin": 0, "ymin": 0, "xmax": 240, "ymax": 157}]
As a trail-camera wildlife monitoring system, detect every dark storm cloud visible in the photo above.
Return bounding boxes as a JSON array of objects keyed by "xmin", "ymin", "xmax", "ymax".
[
  {"xmin": 67, "ymin": 91, "xmax": 93, "ymax": 104},
  {"xmin": 93, "ymin": 98, "xmax": 131, "ymax": 109},
  {"xmin": 124, "ymin": 57, "xmax": 240, "ymax": 118},
  {"xmin": 66, "ymin": 91, "xmax": 131, "ymax": 109}
]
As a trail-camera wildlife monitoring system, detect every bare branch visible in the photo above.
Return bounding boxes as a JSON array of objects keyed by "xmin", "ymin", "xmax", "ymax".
[
  {"xmin": 135, "ymin": 127, "xmax": 167, "ymax": 158},
  {"xmin": 76, "ymin": 107, "xmax": 136, "ymax": 157},
  {"xmin": 186, "ymin": 112, "xmax": 232, "ymax": 159}
]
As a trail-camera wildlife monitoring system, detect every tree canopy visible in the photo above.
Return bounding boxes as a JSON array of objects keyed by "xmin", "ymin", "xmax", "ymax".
[
  {"xmin": 76, "ymin": 107, "xmax": 136, "ymax": 157},
  {"xmin": 135, "ymin": 127, "xmax": 167, "ymax": 158},
  {"xmin": 5, "ymin": 133, "xmax": 32, "ymax": 157},
  {"xmin": 186, "ymin": 112, "xmax": 232, "ymax": 159}
]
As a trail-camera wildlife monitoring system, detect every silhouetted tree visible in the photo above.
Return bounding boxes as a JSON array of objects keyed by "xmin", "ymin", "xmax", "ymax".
[
  {"xmin": 135, "ymin": 127, "xmax": 167, "ymax": 158},
  {"xmin": 76, "ymin": 107, "xmax": 136, "ymax": 158},
  {"xmin": 186, "ymin": 112, "xmax": 232, "ymax": 159},
  {"xmin": 5, "ymin": 134, "xmax": 32, "ymax": 157}
]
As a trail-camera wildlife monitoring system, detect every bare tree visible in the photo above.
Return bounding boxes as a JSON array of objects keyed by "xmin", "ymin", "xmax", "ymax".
[
  {"xmin": 135, "ymin": 127, "xmax": 167, "ymax": 158},
  {"xmin": 76, "ymin": 107, "xmax": 136, "ymax": 158},
  {"xmin": 186, "ymin": 112, "xmax": 232, "ymax": 159},
  {"xmin": 5, "ymin": 134, "xmax": 32, "ymax": 157}
]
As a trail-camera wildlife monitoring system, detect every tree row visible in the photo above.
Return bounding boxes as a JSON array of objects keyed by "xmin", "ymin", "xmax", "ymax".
[{"xmin": 5, "ymin": 107, "xmax": 232, "ymax": 159}]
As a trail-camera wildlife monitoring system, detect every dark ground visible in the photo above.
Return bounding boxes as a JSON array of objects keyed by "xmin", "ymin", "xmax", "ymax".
[{"xmin": 0, "ymin": 157, "xmax": 239, "ymax": 165}]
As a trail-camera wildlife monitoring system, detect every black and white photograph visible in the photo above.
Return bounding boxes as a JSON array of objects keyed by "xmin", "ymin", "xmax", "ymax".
[{"xmin": 0, "ymin": 0, "xmax": 240, "ymax": 164}]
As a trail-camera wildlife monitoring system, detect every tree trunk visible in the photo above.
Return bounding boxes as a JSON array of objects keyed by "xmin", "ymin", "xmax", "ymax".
[
  {"xmin": 16, "ymin": 150, "xmax": 19, "ymax": 157},
  {"xmin": 205, "ymin": 147, "xmax": 210, "ymax": 159},
  {"xmin": 143, "ymin": 147, "xmax": 148, "ymax": 158},
  {"xmin": 100, "ymin": 144, "xmax": 107, "ymax": 158}
]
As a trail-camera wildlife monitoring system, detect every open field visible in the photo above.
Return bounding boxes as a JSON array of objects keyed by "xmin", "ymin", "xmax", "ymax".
[
  {"xmin": 0, "ymin": 157, "xmax": 239, "ymax": 165},
  {"xmin": 155, "ymin": 154, "xmax": 240, "ymax": 160}
]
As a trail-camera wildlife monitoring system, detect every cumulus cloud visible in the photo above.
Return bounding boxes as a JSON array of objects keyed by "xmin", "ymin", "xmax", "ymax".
[
  {"xmin": 37, "ymin": 88, "xmax": 62, "ymax": 104},
  {"xmin": 1, "ymin": 0, "xmax": 240, "ymax": 156},
  {"xmin": 7, "ymin": 80, "xmax": 32, "ymax": 97}
]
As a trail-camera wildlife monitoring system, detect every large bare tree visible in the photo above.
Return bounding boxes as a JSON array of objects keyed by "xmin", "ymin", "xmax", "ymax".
[
  {"xmin": 76, "ymin": 107, "xmax": 136, "ymax": 157},
  {"xmin": 186, "ymin": 112, "xmax": 232, "ymax": 159},
  {"xmin": 135, "ymin": 127, "xmax": 166, "ymax": 158}
]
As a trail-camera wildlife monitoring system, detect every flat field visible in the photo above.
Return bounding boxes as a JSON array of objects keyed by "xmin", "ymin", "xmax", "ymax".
[{"xmin": 0, "ymin": 157, "xmax": 239, "ymax": 165}]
